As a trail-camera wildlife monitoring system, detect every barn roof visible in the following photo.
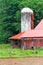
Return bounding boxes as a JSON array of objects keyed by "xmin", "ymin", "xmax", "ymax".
[
  {"xmin": 9, "ymin": 19, "xmax": 43, "ymax": 39},
  {"xmin": 9, "ymin": 32, "xmax": 24, "ymax": 39},
  {"xmin": 35, "ymin": 19, "xmax": 43, "ymax": 30},
  {"xmin": 21, "ymin": 19, "xmax": 43, "ymax": 38},
  {"xmin": 21, "ymin": 30, "xmax": 43, "ymax": 38}
]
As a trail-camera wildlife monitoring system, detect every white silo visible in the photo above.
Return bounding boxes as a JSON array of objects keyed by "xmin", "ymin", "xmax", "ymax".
[{"xmin": 21, "ymin": 7, "xmax": 34, "ymax": 32}]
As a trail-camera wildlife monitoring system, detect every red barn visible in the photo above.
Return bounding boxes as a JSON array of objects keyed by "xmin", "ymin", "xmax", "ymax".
[
  {"xmin": 21, "ymin": 19, "xmax": 43, "ymax": 49},
  {"xmin": 9, "ymin": 19, "xmax": 43, "ymax": 49}
]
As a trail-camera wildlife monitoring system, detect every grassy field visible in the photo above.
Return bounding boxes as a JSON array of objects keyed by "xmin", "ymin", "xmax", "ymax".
[{"xmin": 0, "ymin": 44, "xmax": 43, "ymax": 58}]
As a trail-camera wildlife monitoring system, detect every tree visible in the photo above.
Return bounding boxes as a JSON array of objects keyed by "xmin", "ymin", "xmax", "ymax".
[
  {"xmin": 19, "ymin": 0, "xmax": 43, "ymax": 26},
  {"xmin": 0, "ymin": 0, "xmax": 43, "ymax": 43},
  {"xmin": 0, "ymin": 0, "xmax": 21, "ymax": 43}
]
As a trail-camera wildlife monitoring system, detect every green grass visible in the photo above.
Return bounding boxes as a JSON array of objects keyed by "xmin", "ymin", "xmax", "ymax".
[{"xmin": 0, "ymin": 44, "xmax": 43, "ymax": 58}]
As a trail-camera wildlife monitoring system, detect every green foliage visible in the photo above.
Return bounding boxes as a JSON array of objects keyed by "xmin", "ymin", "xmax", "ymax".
[
  {"xmin": 0, "ymin": 0, "xmax": 21, "ymax": 43},
  {"xmin": 0, "ymin": 0, "xmax": 43, "ymax": 43}
]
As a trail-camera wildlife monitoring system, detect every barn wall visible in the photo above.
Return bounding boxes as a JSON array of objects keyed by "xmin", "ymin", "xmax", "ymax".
[
  {"xmin": 21, "ymin": 39, "xmax": 43, "ymax": 49},
  {"xmin": 26, "ymin": 40, "xmax": 32, "ymax": 48},
  {"xmin": 34, "ymin": 39, "xmax": 43, "ymax": 48},
  {"xmin": 34, "ymin": 40, "xmax": 40, "ymax": 48},
  {"xmin": 10, "ymin": 39, "xmax": 43, "ymax": 49}
]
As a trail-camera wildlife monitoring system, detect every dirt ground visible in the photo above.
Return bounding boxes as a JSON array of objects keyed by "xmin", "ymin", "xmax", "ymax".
[{"xmin": 0, "ymin": 57, "xmax": 43, "ymax": 65}]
